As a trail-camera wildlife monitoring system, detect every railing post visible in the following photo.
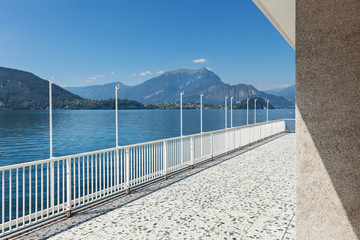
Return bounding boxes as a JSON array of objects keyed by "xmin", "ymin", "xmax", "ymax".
[
  {"xmin": 258, "ymin": 125, "xmax": 261, "ymax": 142},
  {"xmin": 163, "ymin": 140, "xmax": 168, "ymax": 179},
  {"xmin": 66, "ymin": 158, "xmax": 72, "ymax": 217},
  {"xmin": 126, "ymin": 147, "xmax": 130, "ymax": 194},
  {"xmin": 50, "ymin": 161, "xmax": 55, "ymax": 214},
  {"xmin": 190, "ymin": 136, "xmax": 194, "ymax": 168},
  {"xmin": 226, "ymin": 129, "xmax": 229, "ymax": 154},
  {"xmin": 200, "ymin": 134, "xmax": 203, "ymax": 157},
  {"xmin": 116, "ymin": 148, "xmax": 120, "ymax": 190},
  {"xmin": 233, "ymin": 130, "xmax": 236, "ymax": 150},
  {"xmin": 180, "ymin": 138, "xmax": 183, "ymax": 165},
  {"xmin": 210, "ymin": 133, "xmax": 214, "ymax": 160}
]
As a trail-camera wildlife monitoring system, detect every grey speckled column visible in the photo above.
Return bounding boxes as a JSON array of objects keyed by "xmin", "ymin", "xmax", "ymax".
[{"xmin": 296, "ymin": 0, "xmax": 360, "ymax": 239}]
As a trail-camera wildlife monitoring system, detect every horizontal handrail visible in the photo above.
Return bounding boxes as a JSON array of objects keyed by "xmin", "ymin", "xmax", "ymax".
[{"xmin": 0, "ymin": 119, "xmax": 289, "ymax": 171}]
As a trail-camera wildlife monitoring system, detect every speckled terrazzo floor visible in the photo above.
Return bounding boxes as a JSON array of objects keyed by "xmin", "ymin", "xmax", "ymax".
[{"xmin": 16, "ymin": 134, "xmax": 295, "ymax": 240}]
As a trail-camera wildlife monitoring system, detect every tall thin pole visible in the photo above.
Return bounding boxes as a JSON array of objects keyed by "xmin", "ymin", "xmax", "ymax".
[
  {"xmin": 115, "ymin": 84, "xmax": 120, "ymax": 147},
  {"xmin": 200, "ymin": 93, "xmax": 204, "ymax": 133},
  {"xmin": 225, "ymin": 96, "xmax": 228, "ymax": 129},
  {"xmin": 180, "ymin": 91, "xmax": 184, "ymax": 136},
  {"xmin": 180, "ymin": 91, "xmax": 184, "ymax": 164},
  {"xmin": 254, "ymin": 98, "xmax": 257, "ymax": 124},
  {"xmin": 247, "ymin": 98, "xmax": 249, "ymax": 125},
  {"xmin": 49, "ymin": 77, "xmax": 54, "ymax": 211},
  {"xmin": 49, "ymin": 77, "xmax": 53, "ymax": 159},
  {"xmin": 230, "ymin": 97, "xmax": 233, "ymax": 128},
  {"xmin": 200, "ymin": 93, "xmax": 204, "ymax": 156},
  {"xmin": 267, "ymin": 100, "xmax": 269, "ymax": 122}
]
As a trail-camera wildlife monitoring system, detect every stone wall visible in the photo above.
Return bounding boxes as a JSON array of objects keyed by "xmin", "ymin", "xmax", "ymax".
[{"xmin": 296, "ymin": 0, "xmax": 360, "ymax": 239}]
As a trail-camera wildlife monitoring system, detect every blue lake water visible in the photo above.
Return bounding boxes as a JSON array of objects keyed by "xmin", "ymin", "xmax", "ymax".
[{"xmin": 0, "ymin": 109, "xmax": 295, "ymax": 167}]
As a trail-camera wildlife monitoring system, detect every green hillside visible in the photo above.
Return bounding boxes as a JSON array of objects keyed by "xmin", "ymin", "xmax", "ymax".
[{"xmin": 0, "ymin": 67, "xmax": 146, "ymax": 110}]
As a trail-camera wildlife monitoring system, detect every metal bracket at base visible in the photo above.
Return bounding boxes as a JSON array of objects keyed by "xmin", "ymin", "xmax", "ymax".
[{"xmin": 66, "ymin": 210, "xmax": 72, "ymax": 218}]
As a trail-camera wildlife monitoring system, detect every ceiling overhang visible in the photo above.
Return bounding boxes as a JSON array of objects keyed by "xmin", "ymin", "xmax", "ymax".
[{"xmin": 252, "ymin": 0, "xmax": 295, "ymax": 49}]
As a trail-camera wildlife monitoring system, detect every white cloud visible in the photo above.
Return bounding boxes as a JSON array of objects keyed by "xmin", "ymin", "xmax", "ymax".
[
  {"xmin": 139, "ymin": 71, "xmax": 152, "ymax": 76},
  {"xmin": 193, "ymin": 58, "xmax": 207, "ymax": 63},
  {"xmin": 157, "ymin": 70, "xmax": 165, "ymax": 75},
  {"xmin": 111, "ymin": 70, "xmax": 121, "ymax": 75},
  {"xmin": 132, "ymin": 70, "xmax": 154, "ymax": 77},
  {"xmin": 277, "ymin": 83, "xmax": 293, "ymax": 88},
  {"xmin": 84, "ymin": 74, "xmax": 105, "ymax": 83},
  {"xmin": 88, "ymin": 74, "xmax": 105, "ymax": 80}
]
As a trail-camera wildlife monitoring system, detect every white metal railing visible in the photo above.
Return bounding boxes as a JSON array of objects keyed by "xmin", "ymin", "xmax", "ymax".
[{"xmin": 0, "ymin": 119, "xmax": 288, "ymax": 237}]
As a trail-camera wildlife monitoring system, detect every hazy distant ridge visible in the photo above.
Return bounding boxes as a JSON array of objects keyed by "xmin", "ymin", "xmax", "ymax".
[
  {"xmin": 66, "ymin": 68, "xmax": 294, "ymax": 108},
  {"xmin": 265, "ymin": 84, "xmax": 295, "ymax": 103}
]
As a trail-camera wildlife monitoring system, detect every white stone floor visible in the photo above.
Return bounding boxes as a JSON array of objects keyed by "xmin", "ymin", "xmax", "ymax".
[{"xmin": 20, "ymin": 134, "xmax": 295, "ymax": 240}]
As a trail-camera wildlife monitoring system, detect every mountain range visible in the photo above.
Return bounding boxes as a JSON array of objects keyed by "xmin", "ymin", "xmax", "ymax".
[
  {"xmin": 0, "ymin": 66, "xmax": 294, "ymax": 110},
  {"xmin": 265, "ymin": 84, "xmax": 295, "ymax": 103},
  {"xmin": 66, "ymin": 68, "xmax": 294, "ymax": 108},
  {"xmin": 0, "ymin": 67, "xmax": 146, "ymax": 110}
]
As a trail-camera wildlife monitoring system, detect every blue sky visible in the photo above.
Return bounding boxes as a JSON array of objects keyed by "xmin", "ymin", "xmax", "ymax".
[{"xmin": 0, "ymin": 0, "xmax": 295, "ymax": 90}]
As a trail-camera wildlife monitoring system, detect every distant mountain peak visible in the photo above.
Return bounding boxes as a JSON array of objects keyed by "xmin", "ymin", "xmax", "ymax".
[{"xmin": 164, "ymin": 67, "xmax": 213, "ymax": 75}]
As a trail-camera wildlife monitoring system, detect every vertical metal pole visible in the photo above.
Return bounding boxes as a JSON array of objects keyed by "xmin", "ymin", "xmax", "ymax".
[
  {"xmin": 200, "ymin": 93, "xmax": 203, "ymax": 133},
  {"xmin": 267, "ymin": 100, "xmax": 269, "ymax": 122},
  {"xmin": 115, "ymin": 84, "xmax": 119, "ymax": 147},
  {"xmin": 49, "ymin": 78, "xmax": 53, "ymax": 159},
  {"xmin": 230, "ymin": 97, "xmax": 233, "ymax": 128},
  {"xmin": 200, "ymin": 93, "xmax": 203, "ymax": 156},
  {"xmin": 247, "ymin": 98, "xmax": 249, "ymax": 125},
  {"xmin": 115, "ymin": 84, "xmax": 120, "ymax": 188},
  {"xmin": 180, "ymin": 91, "xmax": 184, "ymax": 164},
  {"xmin": 254, "ymin": 99, "xmax": 257, "ymax": 124},
  {"xmin": 49, "ymin": 78, "xmax": 55, "ymax": 212},
  {"xmin": 180, "ymin": 91, "xmax": 184, "ymax": 136},
  {"xmin": 225, "ymin": 96, "xmax": 228, "ymax": 129}
]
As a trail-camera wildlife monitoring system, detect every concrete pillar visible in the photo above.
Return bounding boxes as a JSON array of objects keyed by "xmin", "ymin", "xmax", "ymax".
[{"xmin": 296, "ymin": 0, "xmax": 360, "ymax": 239}]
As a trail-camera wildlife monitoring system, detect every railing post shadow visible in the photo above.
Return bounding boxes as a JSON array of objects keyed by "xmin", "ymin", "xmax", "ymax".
[
  {"xmin": 126, "ymin": 147, "xmax": 130, "ymax": 194},
  {"xmin": 163, "ymin": 140, "xmax": 168, "ymax": 179},
  {"xmin": 66, "ymin": 158, "xmax": 72, "ymax": 217}
]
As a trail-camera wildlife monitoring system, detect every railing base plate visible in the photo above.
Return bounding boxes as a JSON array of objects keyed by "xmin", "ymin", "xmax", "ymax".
[{"xmin": 66, "ymin": 210, "xmax": 72, "ymax": 218}]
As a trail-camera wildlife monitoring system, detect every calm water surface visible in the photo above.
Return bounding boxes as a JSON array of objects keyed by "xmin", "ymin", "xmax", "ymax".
[{"xmin": 0, "ymin": 109, "xmax": 294, "ymax": 167}]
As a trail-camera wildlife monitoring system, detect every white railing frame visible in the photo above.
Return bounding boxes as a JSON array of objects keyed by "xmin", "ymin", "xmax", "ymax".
[{"xmin": 0, "ymin": 119, "xmax": 291, "ymax": 237}]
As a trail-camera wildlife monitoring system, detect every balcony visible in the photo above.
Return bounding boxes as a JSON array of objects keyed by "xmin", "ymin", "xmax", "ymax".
[{"xmin": 0, "ymin": 120, "xmax": 295, "ymax": 239}]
